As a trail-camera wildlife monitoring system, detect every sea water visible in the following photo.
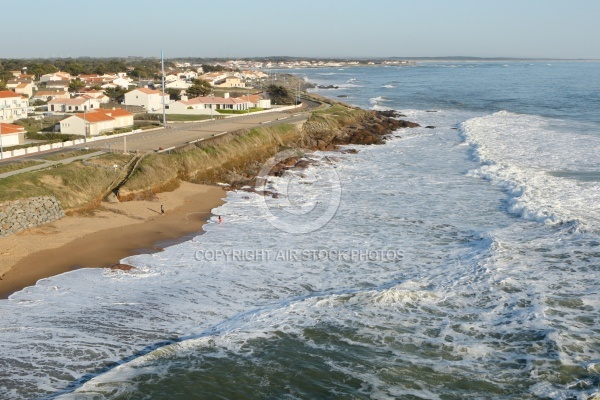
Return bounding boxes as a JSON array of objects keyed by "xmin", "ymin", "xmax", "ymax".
[{"xmin": 1, "ymin": 62, "xmax": 599, "ymax": 399}]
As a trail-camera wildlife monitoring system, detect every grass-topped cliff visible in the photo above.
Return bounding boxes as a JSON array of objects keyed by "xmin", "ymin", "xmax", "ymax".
[{"xmin": 0, "ymin": 102, "xmax": 419, "ymax": 211}]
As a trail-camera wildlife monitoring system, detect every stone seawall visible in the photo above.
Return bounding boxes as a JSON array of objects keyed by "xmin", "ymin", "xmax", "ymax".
[{"xmin": 0, "ymin": 197, "xmax": 65, "ymax": 238}]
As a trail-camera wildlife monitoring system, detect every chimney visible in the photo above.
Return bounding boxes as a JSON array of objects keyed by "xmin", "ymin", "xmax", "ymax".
[{"xmin": 224, "ymin": 93, "xmax": 229, "ymax": 99}]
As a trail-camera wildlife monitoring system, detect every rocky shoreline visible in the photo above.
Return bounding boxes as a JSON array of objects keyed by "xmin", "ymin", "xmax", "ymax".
[{"xmin": 226, "ymin": 109, "xmax": 420, "ymax": 191}]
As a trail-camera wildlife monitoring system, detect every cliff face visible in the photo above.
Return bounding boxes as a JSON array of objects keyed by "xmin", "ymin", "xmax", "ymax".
[
  {"xmin": 116, "ymin": 104, "xmax": 421, "ymax": 196},
  {"xmin": 302, "ymin": 107, "xmax": 420, "ymax": 150}
]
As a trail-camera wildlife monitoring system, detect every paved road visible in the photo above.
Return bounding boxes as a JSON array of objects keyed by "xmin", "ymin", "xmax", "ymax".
[
  {"xmin": 79, "ymin": 109, "xmax": 310, "ymax": 153},
  {"xmin": 0, "ymin": 98, "xmax": 321, "ymax": 167}
]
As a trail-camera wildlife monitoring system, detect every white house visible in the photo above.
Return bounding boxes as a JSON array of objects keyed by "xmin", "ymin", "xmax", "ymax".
[
  {"xmin": 0, "ymin": 91, "xmax": 29, "ymax": 123},
  {"xmin": 0, "ymin": 122, "xmax": 26, "ymax": 146},
  {"xmin": 31, "ymin": 90, "xmax": 69, "ymax": 102},
  {"xmin": 112, "ymin": 77, "xmax": 132, "ymax": 89},
  {"xmin": 48, "ymin": 97, "xmax": 99, "ymax": 113},
  {"xmin": 164, "ymin": 93, "xmax": 250, "ymax": 115},
  {"xmin": 165, "ymin": 79, "xmax": 192, "ymax": 90},
  {"xmin": 215, "ymin": 76, "xmax": 245, "ymax": 88},
  {"xmin": 40, "ymin": 72, "xmax": 72, "ymax": 83},
  {"xmin": 198, "ymin": 72, "xmax": 229, "ymax": 86},
  {"xmin": 81, "ymin": 90, "xmax": 110, "ymax": 103},
  {"xmin": 13, "ymin": 83, "xmax": 34, "ymax": 98},
  {"xmin": 94, "ymin": 108, "xmax": 134, "ymax": 128},
  {"xmin": 124, "ymin": 88, "xmax": 169, "ymax": 111},
  {"xmin": 59, "ymin": 108, "xmax": 133, "ymax": 136}
]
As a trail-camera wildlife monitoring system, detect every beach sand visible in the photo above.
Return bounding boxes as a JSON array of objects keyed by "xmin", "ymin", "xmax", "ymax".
[{"xmin": 0, "ymin": 182, "xmax": 225, "ymax": 299}]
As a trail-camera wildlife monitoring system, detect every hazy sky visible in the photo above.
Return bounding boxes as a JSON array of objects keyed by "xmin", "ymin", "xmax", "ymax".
[{"xmin": 2, "ymin": 0, "xmax": 599, "ymax": 59}]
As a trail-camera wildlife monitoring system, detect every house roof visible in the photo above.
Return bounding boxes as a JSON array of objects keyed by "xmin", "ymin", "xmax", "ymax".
[
  {"xmin": 0, "ymin": 123, "xmax": 25, "ymax": 134},
  {"xmin": 33, "ymin": 90, "xmax": 68, "ymax": 96},
  {"xmin": 46, "ymin": 80, "xmax": 70, "ymax": 86},
  {"xmin": 94, "ymin": 108, "xmax": 133, "ymax": 118},
  {"xmin": 0, "ymin": 90, "xmax": 21, "ymax": 99},
  {"xmin": 133, "ymin": 88, "xmax": 162, "ymax": 95},
  {"xmin": 73, "ymin": 112, "xmax": 114, "ymax": 123},
  {"xmin": 48, "ymin": 97, "xmax": 90, "ymax": 105}
]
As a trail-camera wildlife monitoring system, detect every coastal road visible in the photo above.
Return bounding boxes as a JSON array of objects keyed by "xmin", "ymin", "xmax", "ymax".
[{"xmin": 79, "ymin": 109, "xmax": 310, "ymax": 153}]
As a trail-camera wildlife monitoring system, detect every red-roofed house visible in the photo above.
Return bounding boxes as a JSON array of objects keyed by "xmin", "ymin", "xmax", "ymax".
[
  {"xmin": 59, "ymin": 108, "xmax": 133, "ymax": 136},
  {"xmin": 0, "ymin": 91, "xmax": 29, "ymax": 123},
  {"xmin": 94, "ymin": 108, "xmax": 134, "ymax": 128},
  {"xmin": 0, "ymin": 122, "xmax": 26, "ymax": 146},
  {"xmin": 124, "ymin": 88, "xmax": 169, "ymax": 111}
]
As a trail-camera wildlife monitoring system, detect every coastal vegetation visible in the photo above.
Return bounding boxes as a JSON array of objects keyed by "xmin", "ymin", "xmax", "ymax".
[{"xmin": 0, "ymin": 101, "xmax": 418, "ymax": 211}]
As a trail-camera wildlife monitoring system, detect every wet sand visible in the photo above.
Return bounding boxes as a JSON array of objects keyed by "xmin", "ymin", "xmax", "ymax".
[{"xmin": 0, "ymin": 182, "xmax": 225, "ymax": 299}]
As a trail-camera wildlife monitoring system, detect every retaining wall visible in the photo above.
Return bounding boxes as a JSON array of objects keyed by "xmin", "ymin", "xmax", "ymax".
[{"xmin": 0, "ymin": 197, "xmax": 65, "ymax": 238}]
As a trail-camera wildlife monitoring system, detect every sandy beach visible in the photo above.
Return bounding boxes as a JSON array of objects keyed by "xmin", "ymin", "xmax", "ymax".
[{"xmin": 0, "ymin": 182, "xmax": 225, "ymax": 298}]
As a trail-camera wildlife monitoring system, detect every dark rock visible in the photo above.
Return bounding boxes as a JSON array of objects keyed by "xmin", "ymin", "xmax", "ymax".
[
  {"xmin": 337, "ymin": 95, "xmax": 348, "ymax": 98},
  {"xmin": 425, "ymin": 126, "xmax": 436, "ymax": 129},
  {"xmin": 109, "ymin": 263, "xmax": 136, "ymax": 271},
  {"xmin": 317, "ymin": 85, "xmax": 339, "ymax": 89}
]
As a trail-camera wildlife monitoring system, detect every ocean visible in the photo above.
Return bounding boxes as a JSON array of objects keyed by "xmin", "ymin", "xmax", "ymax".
[{"xmin": 1, "ymin": 61, "xmax": 599, "ymax": 399}]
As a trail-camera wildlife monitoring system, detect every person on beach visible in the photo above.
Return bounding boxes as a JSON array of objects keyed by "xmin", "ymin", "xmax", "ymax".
[
  {"xmin": 218, "ymin": 215, "xmax": 223, "ymax": 224},
  {"xmin": 160, "ymin": 205, "xmax": 165, "ymax": 215}
]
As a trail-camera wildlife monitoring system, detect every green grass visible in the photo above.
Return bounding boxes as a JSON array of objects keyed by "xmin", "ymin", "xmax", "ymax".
[
  {"xmin": 16, "ymin": 117, "xmax": 64, "ymax": 134},
  {"xmin": 44, "ymin": 149, "xmax": 101, "ymax": 162},
  {"xmin": 0, "ymin": 160, "xmax": 126, "ymax": 209},
  {"xmin": 0, "ymin": 160, "xmax": 45, "ymax": 175}
]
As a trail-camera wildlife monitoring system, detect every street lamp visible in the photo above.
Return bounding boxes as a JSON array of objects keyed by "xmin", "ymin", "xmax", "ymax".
[{"xmin": 210, "ymin": 89, "xmax": 213, "ymax": 120}]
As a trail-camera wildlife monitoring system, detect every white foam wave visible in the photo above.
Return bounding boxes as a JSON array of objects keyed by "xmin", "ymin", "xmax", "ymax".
[{"xmin": 462, "ymin": 111, "xmax": 600, "ymax": 230}]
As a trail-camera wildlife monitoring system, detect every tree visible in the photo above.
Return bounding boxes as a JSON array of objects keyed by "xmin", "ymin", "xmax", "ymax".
[
  {"xmin": 266, "ymin": 85, "xmax": 294, "ymax": 105},
  {"xmin": 69, "ymin": 79, "xmax": 86, "ymax": 92},
  {"xmin": 186, "ymin": 79, "xmax": 211, "ymax": 98},
  {"xmin": 167, "ymin": 88, "xmax": 181, "ymax": 101},
  {"xmin": 104, "ymin": 87, "xmax": 127, "ymax": 103}
]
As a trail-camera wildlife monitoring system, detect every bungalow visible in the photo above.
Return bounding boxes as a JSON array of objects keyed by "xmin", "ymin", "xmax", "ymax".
[
  {"xmin": 40, "ymin": 72, "xmax": 72, "ymax": 83},
  {"xmin": 236, "ymin": 93, "xmax": 271, "ymax": 109},
  {"xmin": 0, "ymin": 122, "xmax": 26, "ymax": 147},
  {"xmin": 111, "ymin": 77, "xmax": 131, "ymax": 89},
  {"xmin": 165, "ymin": 79, "xmax": 192, "ymax": 90},
  {"xmin": 94, "ymin": 108, "xmax": 134, "ymax": 128},
  {"xmin": 46, "ymin": 80, "xmax": 70, "ymax": 90},
  {"xmin": 31, "ymin": 90, "xmax": 70, "ymax": 102},
  {"xmin": 59, "ymin": 108, "xmax": 133, "ymax": 136},
  {"xmin": 47, "ymin": 97, "xmax": 100, "ymax": 113},
  {"xmin": 215, "ymin": 76, "xmax": 245, "ymax": 88},
  {"xmin": 164, "ymin": 93, "xmax": 250, "ymax": 115},
  {"xmin": 198, "ymin": 72, "xmax": 229, "ymax": 86},
  {"xmin": 81, "ymin": 90, "xmax": 110, "ymax": 103},
  {"xmin": 0, "ymin": 91, "xmax": 29, "ymax": 123},
  {"xmin": 124, "ymin": 88, "xmax": 169, "ymax": 111}
]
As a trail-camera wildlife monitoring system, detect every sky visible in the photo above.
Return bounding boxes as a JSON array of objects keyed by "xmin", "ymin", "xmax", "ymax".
[{"xmin": 1, "ymin": 0, "xmax": 599, "ymax": 59}]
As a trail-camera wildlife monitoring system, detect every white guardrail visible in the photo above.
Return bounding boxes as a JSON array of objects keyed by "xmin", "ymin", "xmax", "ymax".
[{"xmin": 0, "ymin": 105, "xmax": 301, "ymax": 161}]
